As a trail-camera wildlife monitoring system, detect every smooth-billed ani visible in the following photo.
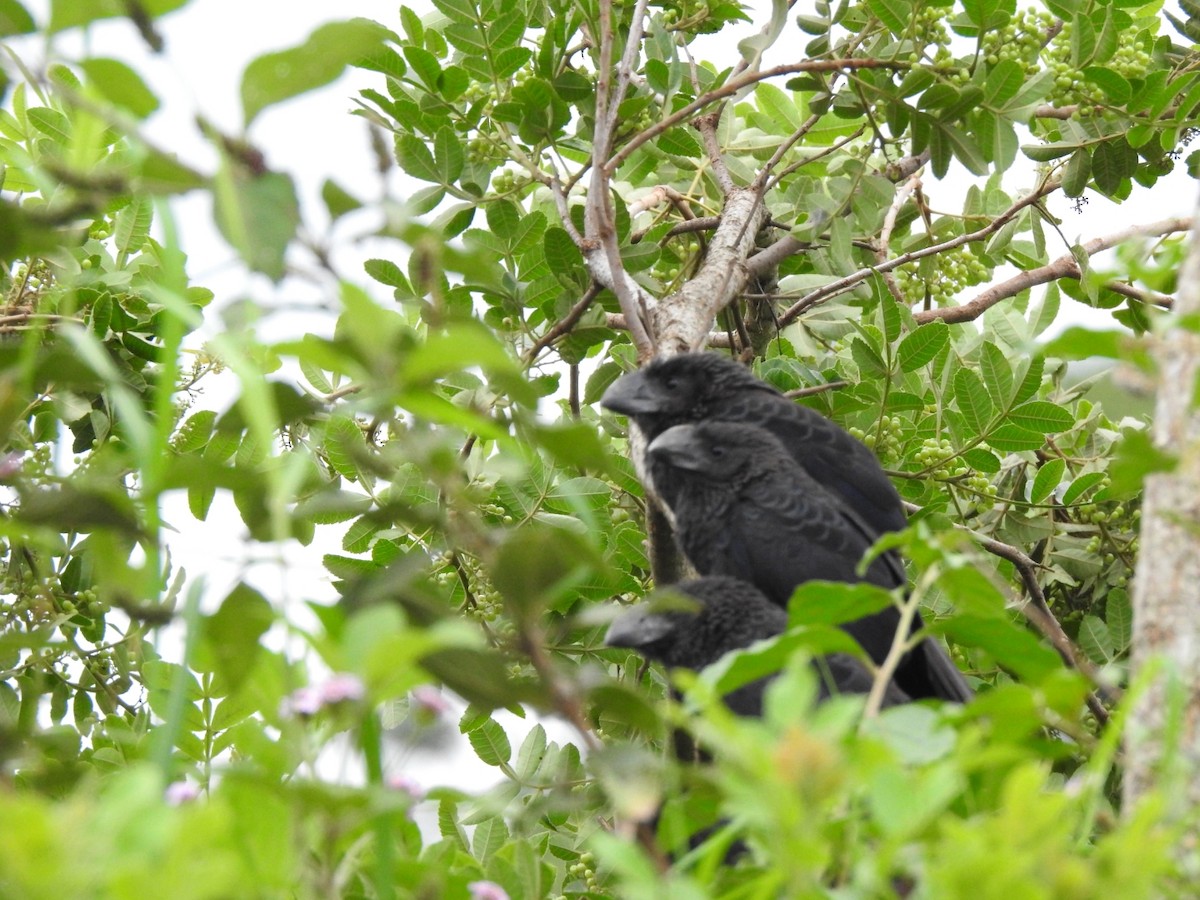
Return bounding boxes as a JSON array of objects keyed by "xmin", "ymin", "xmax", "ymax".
[
  {"xmin": 601, "ymin": 352, "xmax": 907, "ymax": 538},
  {"xmin": 644, "ymin": 422, "xmax": 972, "ymax": 703},
  {"xmin": 605, "ymin": 576, "xmax": 910, "ymax": 716}
]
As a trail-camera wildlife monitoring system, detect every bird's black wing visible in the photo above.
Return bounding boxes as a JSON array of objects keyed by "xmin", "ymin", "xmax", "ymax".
[{"xmin": 712, "ymin": 390, "xmax": 909, "ymax": 536}]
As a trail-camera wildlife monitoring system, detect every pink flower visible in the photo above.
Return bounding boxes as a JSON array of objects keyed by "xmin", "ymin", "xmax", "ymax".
[
  {"xmin": 281, "ymin": 673, "xmax": 366, "ymax": 717},
  {"xmin": 164, "ymin": 780, "xmax": 201, "ymax": 805},
  {"xmin": 411, "ymin": 685, "xmax": 450, "ymax": 716},
  {"xmin": 321, "ymin": 673, "xmax": 366, "ymax": 704},
  {"xmin": 468, "ymin": 881, "xmax": 510, "ymax": 900},
  {"xmin": 386, "ymin": 774, "xmax": 425, "ymax": 802},
  {"xmin": 281, "ymin": 685, "xmax": 323, "ymax": 717}
]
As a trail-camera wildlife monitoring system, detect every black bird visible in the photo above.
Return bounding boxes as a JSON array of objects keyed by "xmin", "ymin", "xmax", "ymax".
[
  {"xmin": 644, "ymin": 422, "xmax": 972, "ymax": 703},
  {"xmin": 605, "ymin": 576, "xmax": 910, "ymax": 716},
  {"xmin": 600, "ymin": 352, "xmax": 907, "ymax": 538}
]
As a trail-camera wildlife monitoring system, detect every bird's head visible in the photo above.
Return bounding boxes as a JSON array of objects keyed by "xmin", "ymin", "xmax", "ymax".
[
  {"xmin": 645, "ymin": 420, "xmax": 778, "ymax": 479},
  {"xmin": 600, "ymin": 353, "xmax": 764, "ymax": 426},
  {"xmin": 605, "ymin": 577, "xmax": 784, "ymax": 669}
]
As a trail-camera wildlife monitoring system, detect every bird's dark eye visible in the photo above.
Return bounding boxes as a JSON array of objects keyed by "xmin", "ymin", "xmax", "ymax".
[
  {"xmin": 664, "ymin": 377, "xmax": 680, "ymax": 390},
  {"xmin": 710, "ymin": 445, "xmax": 725, "ymax": 457}
]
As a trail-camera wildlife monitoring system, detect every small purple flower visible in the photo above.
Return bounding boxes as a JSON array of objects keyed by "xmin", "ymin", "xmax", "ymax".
[
  {"xmin": 281, "ymin": 684, "xmax": 323, "ymax": 717},
  {"xmin": 164, "ymin": 780, "xmax": 201, "ymax": 806},
  {"xmin": 468, "ymin": 881, "xmax": 510, "ymax": 900},
  {"xmin": 321, "ymin": 673, "xmax": 366, "ymax": 705},
  {"xmin": 411, "ymin": 685, "xmax": 450, "ymax": 716},
  {"xmin": 386, "ymin": 773, "xmax": 426, "ymax": 802},
  {"xmin": 0, "ymin": 453, "xmax": 22, "ymax": 480}
]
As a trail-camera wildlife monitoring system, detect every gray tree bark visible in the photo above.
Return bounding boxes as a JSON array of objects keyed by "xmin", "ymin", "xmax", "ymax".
[{"xmin": 1126, "ymin": 190, "xmax": 1200, "ymax": 821}]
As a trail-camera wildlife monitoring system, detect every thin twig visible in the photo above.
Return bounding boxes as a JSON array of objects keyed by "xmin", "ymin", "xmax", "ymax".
[
  {"xmin": 784, "ymin": 380, "xmax": 848, "ymax": 398},
  {"xmin": 523, "ymin": 282, "xmax": 603, "ymax": 364},
  {"xmin": 605, "ymin": 58, "xmax": 905, "ymax": 175}
]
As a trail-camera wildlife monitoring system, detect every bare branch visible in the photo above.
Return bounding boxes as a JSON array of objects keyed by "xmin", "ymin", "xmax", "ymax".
[
  {"xmin": 696, "ymin": 113, "xmax": 735, "ymax": 195},
  {"xmin": 913, "ymin": 216, "xmax": 1192, "ymax": 325},
  {"xmin": 631, "ymin": 215, "xmax": 720, "ymax": 244},
  {"xmin": 651, "ymin": 187, "xmax": 770, "ymax": 354},
  {"xmin": 1103, "ymin": 280, "xmax": 1174, "ymax": 309}
]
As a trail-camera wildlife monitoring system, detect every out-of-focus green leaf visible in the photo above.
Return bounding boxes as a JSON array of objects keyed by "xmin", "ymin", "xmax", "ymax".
[
  {"xmin": 194, "ymin": 583, "xmax": 274, "ymax": 693},
  {"xmin": 241, "ymin": 19, "xmax": 394, "ymax": 125},
  {"xmin": 80, "ymin": 58, "xmax": 160, "ymax": 118},
  {"xmin": 212, "ymin": 161, "xmax": 299, "ymax": 281}
]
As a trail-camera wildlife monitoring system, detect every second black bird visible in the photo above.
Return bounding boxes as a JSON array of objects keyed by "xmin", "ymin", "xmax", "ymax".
[{"xmin": 644, "ymin": 421, "xmax": 972, "ymax": 703}]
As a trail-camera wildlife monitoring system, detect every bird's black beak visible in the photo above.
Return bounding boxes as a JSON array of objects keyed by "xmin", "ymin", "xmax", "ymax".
[
  {"xmin": 646, "ymin": 424, "xmax": 707, "ymax": 471},
  {"xmin": 604, "ymin": 606, "xmax": 675, "ymax": 650},
  {"xmin": 600, "ymin": 370, "xmax": 665, "ymax": 415}
]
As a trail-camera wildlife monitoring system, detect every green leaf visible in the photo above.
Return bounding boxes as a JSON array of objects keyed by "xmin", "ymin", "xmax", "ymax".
[
  {"xmin": 241, "ymin": 19, "xmax": 393, "ymax": 124},
  {"xmin": 49, "ymin": 0, "xmax": 187, "ymax": 32},
  {"xmin": 1062, "ymin": 471, "xmax": 1106, "ymax": 505},
  {"xmin": 0, "ymin": 0, "xmax": 34, "ymax": 36},
  {"xmin": 114, "ymin": 196, "xmax": 153, "ymax": 255},
  {"xmin": 1106, "ymin": 589, "xmax": 1132, "ymax": 650},
  {"xmin": 897, "ymin": 321, "xmax": 949, "ymax": 372},
  {"xmin": 1062, "ymin": 149, "xmax": 1090, "ymax": 198},
  {"xmin": 1077, "ymin": 614, "xmax": 1114, "ymax": 664},
  {"xmin": 1030, "ymin": 457, "xmax": 1066, "ymax": 504},
  {"xmin": 80, "ymin": 58, "xmax": 160, "ymax": 118},
  {"xmin": 195, "ymin": 583, "xmax": 274, "ymax": 692},
  {"xmin": 1091, "ymin": 138, "xmax": 1137, "ymax": 196},
  {"xmin": 986, "ymin": 423, "xmax": 1045, "ymax": 452},
  {"xmin": 939, "ymin": 614, "xmax": 1061, "ymax": 682},
  {"xmin": 473, "ymin": 816, "xmax": 509, "ymax": 861},
  {"xmin": 434, "ymin": 125, "xmax": 464, "ymax": 184},
  {"xmin": 961, "ymin": 447, "xmax": 1001, "ymax": 473},
  {"xmin": 1021, "ymin": 141, "xmax": 1084, "ymax": 162},
  {"xmin": 1083, "ymin": 66, "xmax": 1131, "ymax": 104},
  {"xmin": 983, "ymin": 60, "xmax": 1023, "ymax": 107},
  {"xmin": 1007, "ymin": 400, "xmax": 1073, "ymax": 434},
  {"xmin": 788, "ymin": 581, "xmax": 894, "ymax": 627},
  {"xmin": 978, "ymin": 341, "xmax": 1013, "ymax": 406},
  {"xmin": 321, "ymin": 179, "xmax": 362, "ymax": 220},
  {"xmin": 954, "ymin": 368, "xmax": 993, "ymax": 433},
  {"xmin": 212, "ymin": 162, "xmax": 299, "ymax": 282},
  {"xmin": 866, "ymin": 0, "xmax": 911, "ymax": 34},
  {"xmin": 172, "ymin": 409, "xmax": 216, "ymax": 453},
  {"xmin": 543, "ymin": 226, "xmax": 584, "ymax": 283},
  {"xmin": 364, "ymin": 258, "xmax": 409, "ymax": 289},
  {"xmin": 395, "ymin": 133, "xmax": 441, "ymax": 183},
  {"xmin": 851, "ymin": 337, "xmax": 889, "ymax": 378},
  {"xmin": 490, "ymin": 523, "xmax": 599, "ymax": 617},
  {"xmin": 26, "ymin": 107, "xmax": 70, "ymax": 144},
  {"xmin": 468, "ymin": 718, "xmax": 512, "ymax": 767}
]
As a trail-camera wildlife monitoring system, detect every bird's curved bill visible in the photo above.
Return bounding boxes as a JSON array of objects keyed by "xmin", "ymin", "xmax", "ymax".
[{"xmin": 600, "ymin": 370, "xmax": 664, "ymax": 415}]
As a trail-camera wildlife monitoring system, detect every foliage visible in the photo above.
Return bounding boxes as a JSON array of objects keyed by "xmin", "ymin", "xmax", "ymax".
[{"xmin": 0, "ymin": 0, "xmax": 1197, "ymax": 897}]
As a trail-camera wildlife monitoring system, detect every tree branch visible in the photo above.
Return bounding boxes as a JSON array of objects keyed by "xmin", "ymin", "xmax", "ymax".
[
  {"xmin": 605, "ymin": 59, "xmax": 905, "ymax": 176},
  {"xmin": 913, "ymin": 216, "xmax": 1192, "ymax": 325},
  {"xmin": 650, "ymin": 187, "xmax": 770, "ymax": 354},
  {"xmin": 775, "ymin": 178, "xmax": 1062, "ymax": 328},
  {"xmin": 523, "ymin": 282, "xmax": 604, "ymax": 364}
]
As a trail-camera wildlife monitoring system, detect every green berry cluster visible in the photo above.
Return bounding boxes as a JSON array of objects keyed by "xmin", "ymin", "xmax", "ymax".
[
  {"xmin": 980, "ymin": 8, "xmax": 1055, "ymax": 78},
  {"xmin": 1043, "ymin": 22, "xmax": 1152, "ymax": 115},
  {"xmin": 565, "ymin": 851, "xmax": 599, "ymax": 892},
  {"xmin": 848, "ymin": 417, "xmax": 903, "ymax": 463},
  {"xmin": 894, "ymin": 247, "xmax": 991, "ymax": 306}
]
